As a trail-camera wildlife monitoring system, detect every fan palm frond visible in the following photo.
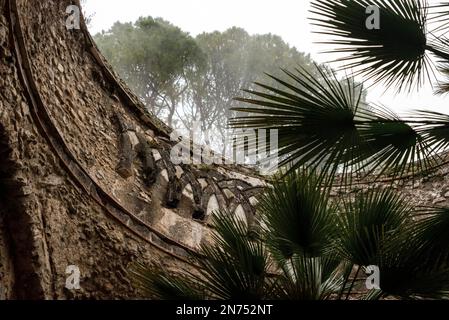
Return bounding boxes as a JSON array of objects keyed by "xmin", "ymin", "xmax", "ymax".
[
  {"xmin": 376, "ymin": 232, "xmax": 449, "ymax": 299},
  {"xmin": 337, "ymin": 189, "xmax": 449, "ymax": 299},
  {"xmin": 258, "ymin": 170, "xmax": 338, "ymax": 258},
  {"xmin": 354, "ymin": 106, "xmax": 435, "ymax": 178},
  {"xmin": 193, "ymin": 211, "xmax": 273, "ymax": 300},
  {"xmin": 428, "ymin": 1, "xmax": 449, "ymax": 34},
  {"xmin": 435, "ymin": 62, "xmax": 449, "ymax": 94},
  {"xmin": 338, "ymin": 200, "xmax": 449, "ymax": 300},
  {"xmin": 230, "ymin": 65, "xmax": 366, "ymax": 182},
  {"xmin": 310, "ymin": 0, "xmax": 430, "ymax": 91},
  {"xmin": 231, "ymin": 64, "xmax": 437, "ymax": 181},
  {"xmin": 427, "ymin": 35, "xmax": 449, "ymax": 94},
  {"xmin": 411, "ymin": 206, "xmax": 449, "ymax": 260},
  {"xmin": 412, "ymin": 110, "xmax": 449, "ymax": 155},
  {"xmin": 129, "ymin": 262, "xmax": 206, "ymax": 300},
  {"xmin": 274, "ymin": 255, "xmax": 345, "ymax": 300},
  {"xmin": 338, "ymin": 188, "xmax": 412, "ymax": 266}
]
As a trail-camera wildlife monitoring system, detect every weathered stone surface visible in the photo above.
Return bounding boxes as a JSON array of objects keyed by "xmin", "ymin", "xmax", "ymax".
[
  {"xmin": 5, "ymin": 0, "xmax": 445, "ymax": 301},
  {"xmin": 0, "ymin": 0, "xmax": 266, "ymax": 299}
]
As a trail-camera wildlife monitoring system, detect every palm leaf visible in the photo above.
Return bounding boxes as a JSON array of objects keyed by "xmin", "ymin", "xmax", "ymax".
[
  {"xmin": 426, "ymin": 34, "xmax": 449, "ymax": 94},
  {"xmin": 345, "ymin": 202, "xmax": 449, "ymax": 299},
  {"xmin": 273, "ymin": 255, "xmax": 345, "ymax": 300},
  {"xmin": 231, "ymin": 65, "xmax": 366, "ymax": 183},
  {"xmin": 258, "ymin": 170, "xmax": 338, "ymax": 258},
  {"xmin": 412, "ymin": 110, "xmax": 449, "ymax": 155},
  {"xmin": 310, "ymin": 0, "xmax": 430, "ymax": 91},
  {"xmin": 230, "ymin": 64, "xmax": 436, "ymax": 182},
  {"xmin": 410, "ymin": 207, "xmax": 449, "ymax": 260},
  {"xmin": 338, "ymin": 188, "xmax": 412, "ymax": 266},
  {"xmin": 354, "ymin": 106, "xmax": 434, "ymax": 179},
  {"xmin": 129, "ymin": 262, "xmax": 205, "ymax": 300},
  {"xmin": 428, "ymin": 1, "xmax": 449, "ymax": 34},
  {"xmin": 376, "ymin": 232, "xmax": 449, "ymax": 299},
  {"xmin": 435, "ymin": 62, "xmax": 449, "ymax": 94},
  {"xmin": 192, "ymin": 211, "xmax": 273, "ymax": 300}
]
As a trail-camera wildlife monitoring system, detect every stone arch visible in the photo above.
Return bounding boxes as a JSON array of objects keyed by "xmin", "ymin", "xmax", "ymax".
[
  {"xmin": 206, "ymin": 194, "xmax": 220, "ymax": 218},
  {"xmin": 234, "ymin": 205, "xmax": 248, "ymax": 227},
  {"xmin": 0, "ymin": 0, "xmax": 268, "ymax": 299}
]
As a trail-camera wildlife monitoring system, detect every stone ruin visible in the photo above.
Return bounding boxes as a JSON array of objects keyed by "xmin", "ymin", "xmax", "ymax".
[
  {"xmin": 0, "ymin": 0, "xmax": 448, "ymax": 299},
  {"xmin": 0, "ymin": 0, "xmax": 267, "ymax": 299}
]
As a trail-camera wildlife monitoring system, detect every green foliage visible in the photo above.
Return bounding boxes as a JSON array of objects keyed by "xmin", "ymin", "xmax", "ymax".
[
  {"xmin": 125, "ymin": 0, "xmax": 449, "ymax": 302},
  {"xmin": 337, "ymin": 188, "xmax": 411, "ymax": 266},
  {"xmin": 370, "ymin": 217, "xmax": 449, "ymax": 299},
  {"xmin": 231, "ymin": 65, "xmax": 365, "ymax": 180},
  {"xmin": 94, "ymin": 21, "xmax": 323, "ymax": 148},
  {"xmin": 195, "ymin": 212, "xmax": 273, "ymax": 300},
  {"xmin": 94, "ymin": 17, "xmax": 205, "ymax": 125},
  {"xmin": 130, "ymin": 172, "xmax": 343, "ymax": 300},
  {"xmin": 230, "ymin": 63, "xmax": 447, "ymax": 181},
  {"xmin": 229, "ymin": 0, "xmax": 449, "ymax": 180},
  {"xmin": 259, "ymin": 170, "xmax": 338, "ymax": 258},
  {"xmin": 130, "ymin": 171, "xmax": 449, "ymax": 300}
]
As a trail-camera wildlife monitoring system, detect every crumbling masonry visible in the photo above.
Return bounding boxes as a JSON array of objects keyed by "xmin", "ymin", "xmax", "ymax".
[
  {"xmin": 0, "ymin": 0, "xmax": 267, "ymax": 299},
  {"xmin": 0, "ymin": 0, "xmax": 448, "ymax": 299}
]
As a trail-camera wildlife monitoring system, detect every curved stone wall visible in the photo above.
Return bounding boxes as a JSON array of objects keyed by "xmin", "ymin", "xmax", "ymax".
[
  {"xmin": 0, "ymin": 0, "xmax": 266, "ymax": 299},
  {"xmin": 2, "ymin": 0, "xmax": 447, "ymax": 300}
]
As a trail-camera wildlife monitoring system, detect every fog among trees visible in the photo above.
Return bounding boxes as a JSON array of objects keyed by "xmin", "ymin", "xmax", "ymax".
[{"xmin": 93, "ymin": 17, "xmax": 325, "ymax": 152}]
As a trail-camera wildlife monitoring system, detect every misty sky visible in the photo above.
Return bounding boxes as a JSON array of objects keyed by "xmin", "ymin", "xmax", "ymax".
[{"xmin": 83, "ymin": 0, "xmax": 448, "ymax": 115}]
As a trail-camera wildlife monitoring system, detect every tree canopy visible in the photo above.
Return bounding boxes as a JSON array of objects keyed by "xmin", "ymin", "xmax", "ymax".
[
  {"xmin": 94, "ymin": 17, "xmax": 205, "ymax": 126},
  {"xmin": 94, "ymin": 20, "xmax": 324, "ymax": 152}
]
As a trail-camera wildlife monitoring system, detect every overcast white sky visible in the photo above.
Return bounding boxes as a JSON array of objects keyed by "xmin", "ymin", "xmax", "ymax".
[{"xmin": 84, "ymin": 0, "xmax": 448, "ymax": 115}]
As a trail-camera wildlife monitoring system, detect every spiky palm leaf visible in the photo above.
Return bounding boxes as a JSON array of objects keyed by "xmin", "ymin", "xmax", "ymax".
[
  {"xmin": 230, "ymin": 65, "xmax": 437, "ymax": 182},
  {"xmin": 273, "ymin": 255, "xmax": 345, "ymax": 300},
  {"xmin": 338, "ymin": 189, "xmax": 449, "ymax": 299},
  {"xmin": 337, "ymin": 188, "xmax": 412, "ymax": 266},
  {"xmin": 410, "ymin": 206, "xmax": 449, "ymax": 260},
  {"xmin": 129, "ymin": 263, "xmax": 206, "ymax": 300},
  {"xmin": 435, "ymin": 62, "xmax": 449, "ymax": 94},
  {"xmin": 412, "ymin": 110, "xmax": 449, "ymax": 155},
  {"xmin": 258, "ymin": 171, "xmax": 346, "ymax": 299},
  {"xmin": 352, "ymin": 106, "xmax": 433, "ymax": 178},
  {"xmin": 192, "ymin": 211, "xmax": 274, "ymax": 300},
  {"xmin": 258, "ymin": 170, "xmax": 338, "ymax": 258},
  {"xmin": 374, "ymin": 232, "xmax": 449, "ymax": 299},
  {"xmin": 428, "ymin": 2, "xmax": 449, "ymax": 34},
  {"xmin": 231, "ymin": 65, "xmax": 365, "ymax": 182},
  {"xmin": 427, "ymin": 35, "xmax": 449, "ymax": 94},
  {"xmin": 310, "ymin": 0, "xmax": 430, "ymax": 91}
]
